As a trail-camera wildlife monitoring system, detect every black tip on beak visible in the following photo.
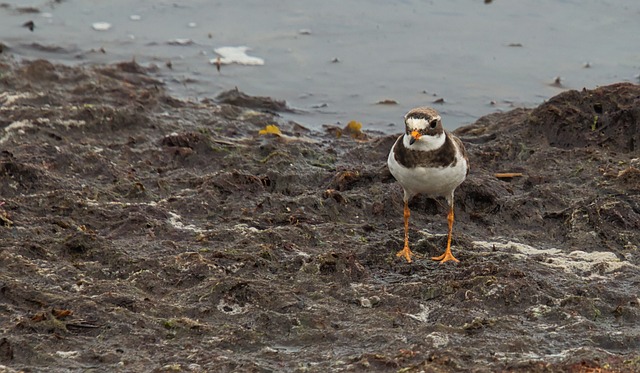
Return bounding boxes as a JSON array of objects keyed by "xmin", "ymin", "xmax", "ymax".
[{"xmin": 409, "ymin": 136, "xmax": 416, "ymax": 145}]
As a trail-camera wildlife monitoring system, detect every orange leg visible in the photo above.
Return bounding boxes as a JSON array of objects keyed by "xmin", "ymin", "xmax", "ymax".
[
  {"xmin": 432, "ymin": 204, "xmax": 459, "ymax": 263},
  {"xmin": 396, "ymin": 200, "xmax": 414, "ymax": 263}
]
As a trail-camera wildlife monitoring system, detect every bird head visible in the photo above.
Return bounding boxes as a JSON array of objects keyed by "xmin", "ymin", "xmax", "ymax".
[{"xmin": 404, "ymin": 107, "xmax": 444, "ymax": 146}]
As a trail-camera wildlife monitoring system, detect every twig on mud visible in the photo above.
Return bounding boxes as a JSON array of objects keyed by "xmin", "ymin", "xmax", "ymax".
[
  {"xmin": 66, "ymin": 321, "xmax": 102, "ymax": 329},
  {"xmin": 222, "ymin": 172, "xmax": 268, "ymax": 190},
  {"xmin": 211, "ymin": 138, "xmax": 244, "ymax": 146},
  {"xmin": 260, "ymin": 151, "xmax": 292, "ymax": 163},
  {"xmin": 494, "ymin": 172, "xmax": 524, "ymax": 179}
]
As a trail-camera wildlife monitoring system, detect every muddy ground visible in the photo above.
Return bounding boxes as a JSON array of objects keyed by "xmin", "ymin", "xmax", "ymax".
[{"xmin": 0, "ymin": 58, "xmax": 639, "ymax": 372}]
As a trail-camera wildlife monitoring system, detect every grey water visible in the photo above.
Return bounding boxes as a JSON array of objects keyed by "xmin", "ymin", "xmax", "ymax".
[{"xmin": 1, "ymin": 0, "xmax": 638, "ymax": 132}]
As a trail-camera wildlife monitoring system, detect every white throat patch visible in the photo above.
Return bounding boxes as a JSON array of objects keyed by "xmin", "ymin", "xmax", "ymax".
[{"xmin": 403, "ymin": 131, "xmax": 446, "ymax": 152}]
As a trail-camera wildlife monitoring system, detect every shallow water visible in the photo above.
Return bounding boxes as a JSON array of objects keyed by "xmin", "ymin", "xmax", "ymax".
[{"xmin": 1, "ymin": 0, "xmax": 638, "ymax": 131}]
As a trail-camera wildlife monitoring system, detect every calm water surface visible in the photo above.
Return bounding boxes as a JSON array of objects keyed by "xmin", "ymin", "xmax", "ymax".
[{"xmin": 1, "ymin": 0, "xmax": 638, "ymax": 131}]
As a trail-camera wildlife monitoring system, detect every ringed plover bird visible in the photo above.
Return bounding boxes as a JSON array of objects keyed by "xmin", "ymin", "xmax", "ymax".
[{"xmin": 387, "ymin": 107, "xmax": 469, "ymax": 263}]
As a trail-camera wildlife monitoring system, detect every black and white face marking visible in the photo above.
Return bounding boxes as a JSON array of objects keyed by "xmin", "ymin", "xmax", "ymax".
[
  {"xmin": 406, "ymin": 116, "xmax": 441, "ymax": 135},
  {"xmin": 403, "ymin": 107, "xmax": 445, "ymax": 149}
]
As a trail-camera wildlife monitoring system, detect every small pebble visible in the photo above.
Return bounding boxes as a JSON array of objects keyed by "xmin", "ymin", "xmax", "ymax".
[
  {"xmin": 130, "ymin": 15, "xmax": 142, "ymax": 21},
  {"xmin": 261, "ymin": 346, "xmax": 279, "ymax": 354},
  {"xmin": 359, "ymin": 297, "xmax": 372, "ymax": 308},
  {"xmin": 359, "ymin": 296, "xmax": 380, "ymax": 308},
  {"xmin": 550, "ymin": 76, "xmax": 563, "ymax": 87},
  {"xmin": 22, "ymin": 20, "xmax": 35, "ymax": 31}
]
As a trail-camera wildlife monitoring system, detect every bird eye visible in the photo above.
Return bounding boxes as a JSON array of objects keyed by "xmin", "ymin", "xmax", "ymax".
[{"xmin": 429, "ymin": 120, "xmax": 438, "ymax": 128}]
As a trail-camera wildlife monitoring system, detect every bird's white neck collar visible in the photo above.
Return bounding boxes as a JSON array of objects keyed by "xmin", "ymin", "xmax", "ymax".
[{"xmin": 403, "ymin": 132, "xmax": 446, "ymax": 151}]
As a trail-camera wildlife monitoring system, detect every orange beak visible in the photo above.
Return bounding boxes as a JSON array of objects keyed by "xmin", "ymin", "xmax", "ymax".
[{"xmin": 409, "ymin": 130, "xmax": 421, "ymax": 145}]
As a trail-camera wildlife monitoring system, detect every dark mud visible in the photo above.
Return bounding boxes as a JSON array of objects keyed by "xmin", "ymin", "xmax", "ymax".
[{"xmin": 0, "ymin": 58, "xmax": 639, "ymax": 372}]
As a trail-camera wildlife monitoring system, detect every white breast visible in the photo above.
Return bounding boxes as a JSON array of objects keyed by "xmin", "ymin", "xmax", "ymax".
[{"xmin": 388, "ymin": 135, "xmax": 468, "ymax": 200}]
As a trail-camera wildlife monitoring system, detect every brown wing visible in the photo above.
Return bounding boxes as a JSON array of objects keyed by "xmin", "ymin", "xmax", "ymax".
[
  {"xmin": 452, "ymin": 135, "xmax": 470, "ymax": 176},
  {"xmin": 395, "ymin": 133, "xmax": 459, "ymax": 168}
]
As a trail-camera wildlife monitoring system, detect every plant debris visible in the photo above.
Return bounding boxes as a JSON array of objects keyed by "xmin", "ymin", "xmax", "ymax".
[{"xmin": 0, "ymin": 58, "xmax": 639, "ymax": 372}]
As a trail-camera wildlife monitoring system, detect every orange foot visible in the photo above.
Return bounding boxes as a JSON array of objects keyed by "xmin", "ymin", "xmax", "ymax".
[
  {"xmin": 431, "ymin": 249, "xmax": 459, "ymax": 263},
  {"xmin": 396, "ymin": 246, "xmax": 414, "ymax": 263}
]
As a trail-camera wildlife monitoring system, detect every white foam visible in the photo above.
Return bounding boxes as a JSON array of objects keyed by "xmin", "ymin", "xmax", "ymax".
[
  {"xmin": 0, "ymin": 120, "xmax": 33, "ymax": 144},
  {"xmin": 167, "ymin": 212, "xmax": 206, "ymax": 233},
  {"xmin": 473, "ymin": 240, "xmax": 634, "ymax": 279},
  {"xmin": 212, "ymin": 46, "xmax": 265, "ymax": 66},
  {"xmin": 55, "ymin": 351, "xmax": 80, "ymax": 359},
  {"xmin": 167, "ymin": 38, "xmax": 193, "ymax": 46},
  {"xmin": 92, "ymin": 22, "xmax": 112, "ymax": 31},
  {"xmin": 405, "ymin": 303, "xmax": 431, "ymax": 322},
  {"xmin": 0, "ymin": 92, "xmax": 34, "ymax": 105}
]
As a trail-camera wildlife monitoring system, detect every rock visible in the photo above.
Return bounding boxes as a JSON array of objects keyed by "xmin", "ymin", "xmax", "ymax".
[{"xmin": 215, "ymin": 87, "xmax": 292, "ymax": 112}]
